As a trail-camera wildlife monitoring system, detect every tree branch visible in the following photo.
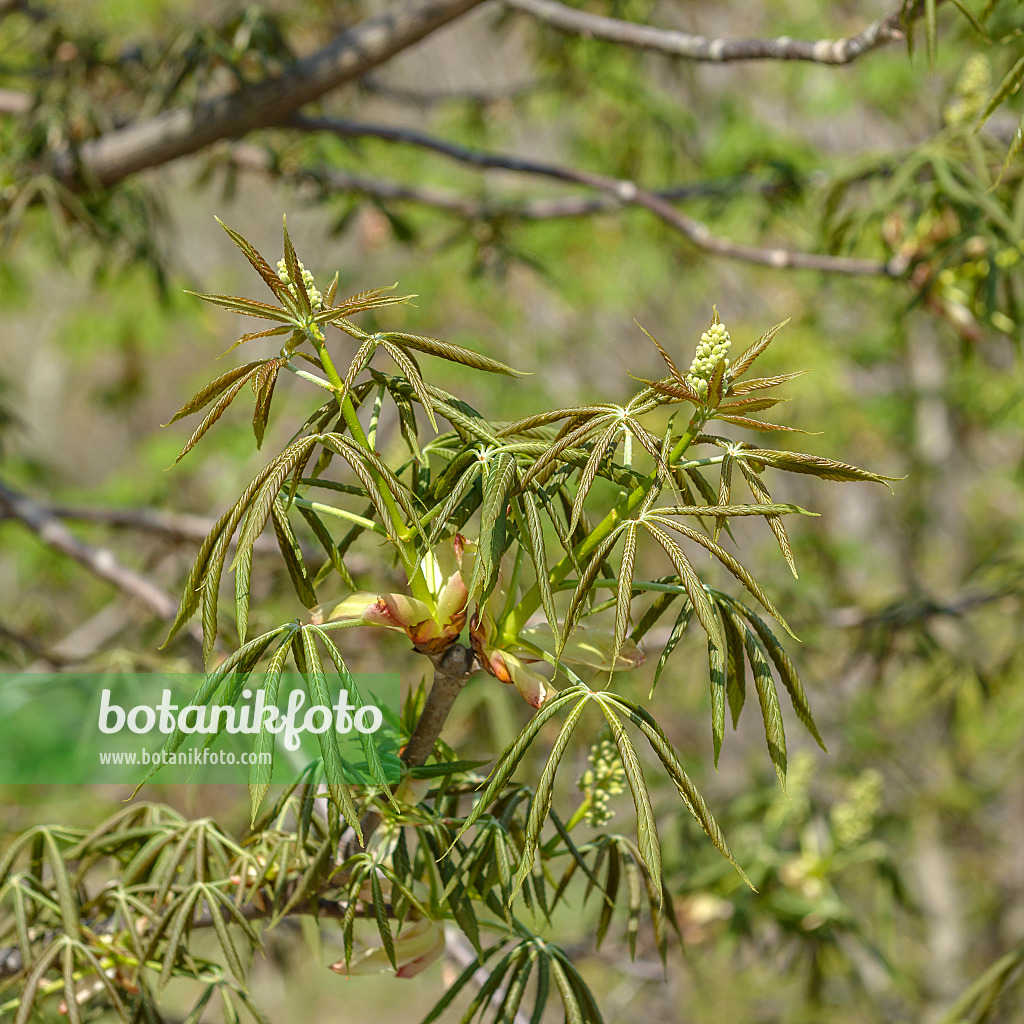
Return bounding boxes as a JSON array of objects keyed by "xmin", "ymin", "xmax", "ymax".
[
  {"xmin": 289, "ymin": 115, "xmax": 899, "ymax": 275},
  {"xmin": 51, "ymin": 0, "xmax": 486, "ymax": 189},
  {"xmin": 504, "ymin": 0, "xmax": 929, "ymax": 65},
  {"xmin": 402, "ymin": 643, "xmax": 478, "ymax": 768},
  {"xmin": 228, "ymin": 141, "xmax": 791, "ymax": 221},
  {"xmin": 0, "ymin": 480, "xmax": 180, "ymax": 621}
]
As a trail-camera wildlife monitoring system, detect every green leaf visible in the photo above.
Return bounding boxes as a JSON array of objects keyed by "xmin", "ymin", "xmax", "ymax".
[
  {"xmin": 299, "ymin": 628, "xmax": 362, "ymax": 840},
  {"xmin": 708, "ymin": 627, "xmax": 726, "ymax": 768},
  {"xmin": 281, "ymin": 215, "xmax": 312, "ymax": 316},
  {"xmin": 270, "ymin": 498, "xmax": 317, "ymax": 608},
  {"xmin": 743, "ymin": 625, "xmax": 787, "ymax": 787},
  {"xmin": 612, "ymin": 523, "xmax": 638, "ymax": 674},
  {"xmin": 385, "ymin": 330, "xmax": 522, "ymax": 377},
  {"xmin": 249, "ymin": 638, "xmax": 291, "ymax": 824},
  {"xmin": 165, "ymin": 360, "xmax": 265, "ymax": 424},
  {"xmin": 727, "ymin": 318, "xmax": 790, "ymax": 379},
  {"xmin": 977, "ymin": 55, "xmax": 1024, "ymax": 129},
  {"xmin": 721, "ymin": 606, "xmax": 747, "ymax": 728},
  {"xmin": 641, "ymin": 520, "xmax": 721, "ymax": 650},
  {"xmin": 740, "ymin": 448, "xmax": 902, "ymax": 488},
  {"xmin": 597, "ymin": 700, "xmax": 662, "ymax": 896},
  {"xmin": 729, "ymin": 596, "xmax": 825, "ymax": 750},
  {"xmin": 512, "ymin": 696, "xmax": 590, "ymax": 898},
  {"xmin": 470, "ymin": 451, "xmax": 518, "ymax": 604},
  {"xmin": 215, "ymin": 217, "xmax": 296, "ymax": 310},
  {"xmin": 234, "ymin": 543, "xmax": 253, "ymax": 645},
  {"xmin": 370, "ymin": 869, "xmax": 396, "ymax": 969},
  {"xmin": 452, "ymin": 687, "xmax": 588, "ymax": 846},
  {"xmin": 173, "ymin": 375, "xmax": 251, "ymax": 464},
  {"xmin": 569, "ymin": 420, "xmax": 621, "ymax": 535},
  {"xmin": 515, "ymin": 492, "xmax": 560, "ymax": 635},
  {"xmin": 418, "ymin": 942, "xmax": 507, "ymax": 1024},
  {"xmin": 646, "ymin": 513, "xmax": 796, "ymax": 638},
  {"xmin": 605, "ymin": 694, "xmax": 752, "ymax": 887},
  {"xmin": 184, "ymin": 290, "xmax": 293, "ymax": 323},
  {"xmin": 651, "ymin": 598, "xmax": 693, "ymax": 697}
]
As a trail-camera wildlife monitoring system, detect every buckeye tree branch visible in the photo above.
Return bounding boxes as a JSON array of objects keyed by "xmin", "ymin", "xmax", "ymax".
[
  {"xmin": 288, "ymin": 114, "xmax": 900, "ymax": 276},
  {"xmin": 504, "ymin": 0, "xmax": 934, "ymax": 65},
  {"xmin": 49, "ymin": 0, "xmax": 486, "ymax": 189}
]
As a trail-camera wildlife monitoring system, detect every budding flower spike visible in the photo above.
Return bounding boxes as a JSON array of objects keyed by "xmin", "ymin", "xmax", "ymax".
[{"xmin": 686, "ymin": 307, "xmax": 731, "ymax": 398}]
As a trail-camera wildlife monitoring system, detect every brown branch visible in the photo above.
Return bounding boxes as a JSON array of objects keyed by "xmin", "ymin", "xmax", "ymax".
[
  {"xmin": 289, "ymin": 114, "xmax": 899, "ymax": 276},
  {"xmin": 228, "ymin": 141, "xmax": 788, "ymax": 221},
  {"xmin": 504, "ymin": 0, "xmax": 929, "ymax": 65},
  {"xmin": 401, "ymin": 644, "xmax": 477, "ymax": 768},
  {"xmin": 0, "ymin": 480, "xmax": 180, "ymax": 620},
  {"xmin": 51, "ymin": 0, "xmax": 486, "ymax": 189}
]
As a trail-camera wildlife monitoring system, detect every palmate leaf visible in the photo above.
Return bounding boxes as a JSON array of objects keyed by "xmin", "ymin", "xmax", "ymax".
[
  {"xmin": 297, "ymin": 628, "xmax": 362, "ymax": 839},
  {"xmin": 596, "ymin": 699, "xmax": 662, "ymax": 895},
  {"xmin": 717, "ymin": 591, "xmax": 825, "ymax": 750},
  {"xmin": 650, "ymin": 596, "xmax": 693, "ymax": 697},
  {"xmin": 738, "ymin": 448, "xmax": 901, "ymax": 489},
  {"xmin": 736, "ymin": 460, "xmax": 799, "ymax": 577},
  {"xmin": 708, "ymin": 616, "xmax": 727, "ymax": 767},
  {"xmin": 270, "ymin": 498, "xmax": 317, "ymax": 608},
  {"xmin": 251, "ymin": 358, "xmax": 283, "ymax": 448},
  {"xmin": 511, "ymin": 697, "xmax": 590, "ymax": 899},
  {"xmin": 469, "ymin": 452, "xmax": 518, "ymax": 604},
  {"xmin": 312, "ymin": 626, "xmax": 397, "ymax": 804},
  {"xmin": 602, "ymin": 694, "xmax": 751, "ymax": 887},
  {"xmin": 559, "ymin": 528, "xmax": 624, "ymax": 654},
  {"xmin": 383, "ymin": 331, "xmax": 522, "ymax": 378},
  {"xmin": 643, "ymin": 512, "xmax": 797, "ymax": 638},
  {"xmin": 165, "ymin": 360, "xmax": 266, "ymax": 425},
  {"xmin": 452, "ymin": 686, "xmax": 589, "ymax": 846},
  {"xmin": 513, "ymin": 492, "xmax": 560, "ymax": 635},
  {"xmin": 726, "ymin": 318, "xmax": 790, "ymax": 380},
  {"xmin": 728, "ymin": 371, "xmax": 808, "ymax": 394},
  {"xmin": 172, "ymin": 375, "xmax": 251, "ymax": 464},
  {"xmin": 183, "ymin": 291, "xmax": 294, "ymax": 323},
  {"xmin": 136, "ymin": 628, "xmax": 286, "ymax": 795},
  {"xmin": 639, "ymin": 520, "xmax": 721, "ymax": 651},
  {"xmin": 721, "ymin": 607, "xmax": 747, "ymax": 728},
  {"xmin": 215, "ymin": 216, "xmax": 296, "ymax": 311},
  {"xmin": 744, "ymin": 620, "xmax": 787, "ymax": 787},
  {"xmin": 248, "ymin": 637, "xmax": 290, "ymax": 824}
]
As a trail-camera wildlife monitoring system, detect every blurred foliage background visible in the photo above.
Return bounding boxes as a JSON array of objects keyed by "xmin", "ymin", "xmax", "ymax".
[{"xmin": 1, "ymin": 0, "xmax": 1024, "ymax": 1020}]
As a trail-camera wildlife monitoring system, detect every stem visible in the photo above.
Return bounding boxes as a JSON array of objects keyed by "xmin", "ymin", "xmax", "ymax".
[
  {"xmin": 401, "ymin": 644, "xmax": 477, "ymax": 768},
  {"xmin": 305, "ymin": 325, "xmax": 431, "ymax": 603},
  {"xmin": 503, "ymin": 406, "xmax": 706, "ymax": 638}
]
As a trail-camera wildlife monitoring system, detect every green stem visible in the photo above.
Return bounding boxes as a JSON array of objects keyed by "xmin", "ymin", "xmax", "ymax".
[
  {"xmin": 503, "ymin": 407, "xmax": 706, "ymax": 640},
  {"xmin": 306, "ymin": 326, "xmax": 431, "ymax": 604}
]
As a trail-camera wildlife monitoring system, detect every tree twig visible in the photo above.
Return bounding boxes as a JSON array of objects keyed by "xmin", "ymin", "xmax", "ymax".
[
  {"xmin": 0, "ymin": 480, "xmax": 180, "ymax": 621},
  {"xmin": 504, "ymin": 0, "xmax": 930, "ymax": 65},
  {"xmin": 289, "ymin": 114, "xmax": 899, "ymax": 276}
]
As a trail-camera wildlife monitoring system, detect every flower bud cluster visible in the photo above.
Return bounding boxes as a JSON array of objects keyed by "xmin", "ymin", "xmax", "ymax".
[
  {"xmin": 686, "ymin": 319, "xmax": 731, "ymax": 397},
  {"xmin": 830, "ymin": 768, "xmax": 883, "ymax": 848},
  {"xmin": 943, "ymin": 53, "xmax": 991, "ymax": 127},
  {"xmin": 578, "ymin": 736, "xmax": 626, "ymax": 827},
  {"xmin": 277, "ymin": 257, "xmax": 322, "ymax": 309}
]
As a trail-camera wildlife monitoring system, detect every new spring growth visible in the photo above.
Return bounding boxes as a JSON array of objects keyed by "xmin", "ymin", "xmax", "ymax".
[
  {"xmin": 277, "ymin": 257, "xmax": 322, "ymax": 309},
  {"xmin": 686, "ymin": 307, "xmax": 731, "ymax": 398},
  {"xmin": 579, "ymin": 735, "xmax": 626, "ymax": 827}
]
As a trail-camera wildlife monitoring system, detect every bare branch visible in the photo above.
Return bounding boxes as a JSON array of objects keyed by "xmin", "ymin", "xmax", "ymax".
[
  {"xmin": 52, "ymin": 0, "xmax": 486, "ymax": 189},
  {"xmin": 289, "ymin": 115, "xmax": 899, "ymax": 276},
  {"xmin": 402, "ymin": 643, "xmax": 478, "ymax": 768},
  {"xmin": 504, "ymin": 0, "xmax": 930, "ymax": 65},
  {"xmin": 0, "ymin": 479, "xmax": 180, "ymax": 620},
  {"xmin": 0, "ymin": 88, "xmax": 31, "ymax": 115},
  {"xmin": 232, "ymin": 141, "xmax": 789, "ymax": 222}
]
